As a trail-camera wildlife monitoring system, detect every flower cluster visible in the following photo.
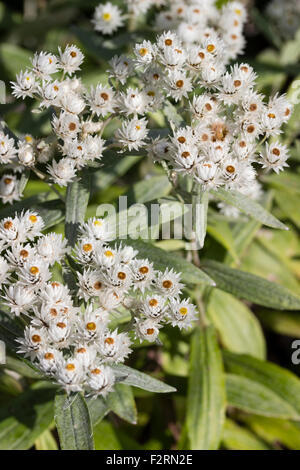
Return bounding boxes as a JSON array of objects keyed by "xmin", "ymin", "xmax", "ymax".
[
  {"xmin": 153, "ymin": 0, "xmax": 247, "ymax": 62},
  {"xmin": 6, "ymin": 27, "xmax": 292, "ymax": 216},
  {"xmin": 266, "ymin": 0, "xmax": 300, "ymax": 40},
  {"xmin": 0, "ymin": 212, "xmax": 197, "ymax": 396},
  {"xmin": 92, "ymin": 1, "xmax": 166, "ymax": 35},
  {"xmin": 7, "ymin": 44, "xmax": 106, "ymax": 195}
]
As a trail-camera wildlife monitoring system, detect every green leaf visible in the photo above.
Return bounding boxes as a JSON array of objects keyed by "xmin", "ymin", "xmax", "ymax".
[
  {"xmin": 121, "ymin": 239, "xmax": 215, "ymax": 286},
  {"xmin": 207, "ymin": 289, "xmax": 266, "ymax": 359},
  {"xmin": 0, "ymin": 388, "xmax": 55, "ymax": 450},
  {"xmin": 239, "ymin": 415, "xmax": 300, "ymax": 450},
  {"xmin": 186, "ymin": 325, "xmax": 226, "ymax": 450},
  {"xmin": 125, "ymin": 175, "xmax": 171, "ymax": 205},
  {"xmin": 202, "ymin": 260, "xmax": 300, "ymax": 310},
  {"xmin": 4, "ymin": 356, "xmax": 42, "ymax": 379},
  {"xmin": 274, "ymin": 189, "xmax": 300, "ymax": 229},
  {"xmin": 207, "ymin": 212, "xmax": 239, "ymax": 263},
  {"xmin": 65, "ymin": 176, "xmax": 90, "ymax": 246},
  {"xmin": 103, "ymin": 197, "xmax": 189, "ymax": 240},
  {"xmin": 222, "ymin": 419, "xmax": 270, "ymax": 450},
  {"xmin": 211, "ymin": 187, "xmax": 288, "ymax": 230},
  {"xmin": 54, "ymin": 392, "xmax": 94, "ymax": 450},
  {"xmin": 256, "ymin": 309, "xmax": 300, "ymax": 338},
  {"xmin": 112, "ymin": 364, "xmax": 176, "ymax": 394},
  {"xmin": 226, "ymin": 373, "xmax": 300, "ymax": 420},
  {"xmin": 92, "ymin": 153, "xmax": 141, "ymax": 192},
  {"xmin": 193, "ymin": 189, "xmax": 209, "ymax": 249},
  {"xmin": 251, "ymin": 8, "xmax": 282, "ymax": 49},
  {"xmin": 0, "ymin": 43, "xmax": 31, "ymax": 78},
  {"xmin": 107, "ymin": 384, "xmax": 137, "ymax": 424},
  {"xmin": 226, "ymin": 192, "xmax": 273, "ymax": 263},
  {"xmin": 86, "ymin": 396, "xmax": 109, "ymax": 427},
  {"xmin": 224, "ymin": 352, "xmax": 300, "ymax": 420},
  {"xmin": 35, "ymin": 429, "xmax": 58, "ymax": 450},
  {"xmin": 262, "ymin": 172, "xmax": 300, "ymax": 196},
  {"xmin": 94, "ymin": 420, "xmax": 122, "ymax": 450}
]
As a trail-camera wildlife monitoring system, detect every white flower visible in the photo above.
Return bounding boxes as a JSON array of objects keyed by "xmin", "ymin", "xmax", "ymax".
[
  {"xmin": 118, "ymin": 87, "xmax": 149, "ymax": 117},
  {"xmin": 73, "ymin": 344, "xmax": 97, "ymax": 369},
  {"xmin": 77, "ymin": 305, "xmax": 109, "ymax": 343},
  {"xmin": 134, "ymin": 40, "xmax": 156, "ymax": 66},
  {"xmin": 260, "ymin": 142, "xmax": 289, "ymax": 173},
  {"xmin": 47, "ymin": 157, "xmax": 77, "ymax": 187},
  {"xmin": 36, "ymin": 233, "xmax": 68, "ymax": 265},
  {"xmin": 140, "ymin": 294, "xmax": 167, "ymax": 320},
  {"xmin": 115, "ymin": 117, "xmax": 149, "ymax": 151},
  {"xmin": 18, "ymin": 257, "xmax": 51, "ymax": 289},
  {"xmin": 52, "ymin": 112, "xmax": 81, "ymax": 140},
  {"xmin": 21, "ymin": 210, "xmax": 44, "ymax": 240},
  {"xmin": 130, "ymin": 258, "xmax": 156, "ymax": 292},
  {"xmin": 5, "ymin": 243, "xmax": 35, "ymax": 268},
  {"xmin": 164, "ymin": 70, "xmax": 193, "ymax": 102},
  {"xmin": 92, "ymin": 2, "xmax": 125, "ymax": 35},
  {"xmin": 168, "ymin": 299, "xmax": 197, "ymax": 330},
  {"xmin": 31, "ymin": 51, "xmax": 58, "ymax": 78},
  {"xmin": 109, "ymin": 55, "xmax": 133, "ymax": 85},
  {"xmin": 194, "ymin": 161, "xmax": 220, "ymax": 188},
  {"xmin": 80, "ymin": 217, "xmax": 114, "ymax": 243},
  {"xmin": 37, "ymin": 348, "xmax": 64, "ymax": 375},
  {"xmin": 0, "ymin": 133, "xmax": 17, "ymax": 164},
  {"xmin": 48, "ymin": 317, "xmax": 73, "ymax": 348},
  {"xmin": 17, "ymin": 325, "xmax": 48, "ymax": 360},
  {"xmin": 11, "ymin": 70, "xmax": 37, "ymax": 99},
  {"xmin": 0, "ymin": 174, "xmax": 22, "ymax": 205},
  {"xmin": 58, "ymin": 45, "xmax": 84, "ymax": 76},
  {"xmin": 134, "ymin": 318, "xmax": 161, "ymax": 343},
  {"xmin": 38, "ymin": 80, "xmax": 62, "ymax": 108},
  {"xmin": 60, "ymin": 92, "xmax": 86, "ymax": 115},
  {"xmin": 56, "ymin": 358, "xmax": 84, "ymax": 393},
  {"xmin": 98, "ymin": 329, "xmax": 131, "ymax": 364},
  {"xmin": 86, "ymin": 365, "xmax": 115, "ymax": 397},
  {"xmin": 17, "ymin": 142, "xmax": 35, "ymax": 167},
  {"xmin": 0, "ymin": 256, "xmax": 9, "ymax": 287},
  {"xmin": 87, "ymin": 84, "xmax": 116, "ymax": 117},
  {"xmin": 155, "ymin": 268, "xmax": 183, "ymax": 298},
  {"xmin": 77, "ymin": 268, "xmax": 105, "ymax": 301},
  {"xmin": 0, "ymin": 215, "xmax": 28, "ymax": 247}
]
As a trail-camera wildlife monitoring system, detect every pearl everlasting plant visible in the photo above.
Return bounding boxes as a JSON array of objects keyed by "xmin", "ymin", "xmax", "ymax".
[{"xmin": 0, "ymin": 211, "xmax": 197, "ymax": 396}]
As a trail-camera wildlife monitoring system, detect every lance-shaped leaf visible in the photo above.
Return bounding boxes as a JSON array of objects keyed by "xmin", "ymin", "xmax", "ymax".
[
  {"xmin": 0, "ymin": 387, "xmax": 55, "ymax": 450},
  {"xmin": 202, "ymin": 260, "xmax": 300, "ymax": 310},
  {"xmin": 224, "ymin": 352, "xmax": 300, "ymax": 420},
  {"xmin": 207, "ymin": 289, "xmax": 266, "ymax": 359},
  {"xmin": 112, "ymin": 364, "xmax": 176, "ymax": 393},
  {"xmin": 186, "ymin": 325, "xmax": 226, "ymax": 450},
  {"xmin": 107, "ymin": 384, "xmax": 137, "ymax": 424},
  {"xmin": 54, "ymin": 392, "xmax": 94, "ymax": 450},
  {"xmin": 65, "ymin": 176, "xmax": 90, "ymax": 246},
  {"xmin": 238, "ymin": 415, "xmax": 300, "ymax": 450},
  {"xmin": 222, "ymin": 419, "xmax": 270, "ymax": 450},
  {"xmin": 226, "ymin": 373, "xmax": 300, "ymax": 420},
  {"xmin": 120, "ymin": 239, "xmax": 215, "ymax": 286},
  {"xmin": 211, "ymin": 187, "xmax": 288, "ymax": 230}
]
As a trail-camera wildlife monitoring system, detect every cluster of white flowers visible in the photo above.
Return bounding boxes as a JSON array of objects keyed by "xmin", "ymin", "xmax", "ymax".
[
  {"xmin": 266, "ymin": 0, "xmax": 300, "ymax": 40},
  {"xmin": 92, "ymin": 1, "xmax": 167, "ymax": 35},
  {"xmin": 7, "ymin": 45, "xmax": 107, "ymax": 192},
  {"xmin": 154, "ymin": 0, "xmax": 247, "ymax": 62},
  {"xmin": 103, "ymin": 31, "xmax": 292, "ymax": 214},
  {"xmin": 0, "ymin": 211, "xmax": 197, "ymax": 396}
]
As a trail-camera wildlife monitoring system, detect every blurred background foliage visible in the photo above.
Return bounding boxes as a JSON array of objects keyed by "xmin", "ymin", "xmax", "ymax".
[{"xmin": 1, "ymin": 0, "xmax": 300, "ymax": 451}]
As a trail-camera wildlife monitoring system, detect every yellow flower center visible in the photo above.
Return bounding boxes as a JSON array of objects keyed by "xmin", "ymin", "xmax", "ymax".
[{"xmin": 179, "ymin": 307, "xmax": 188, "ymax": 316}]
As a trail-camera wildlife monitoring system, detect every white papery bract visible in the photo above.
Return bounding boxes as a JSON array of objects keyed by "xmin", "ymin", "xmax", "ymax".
[{"xmin": 0, "ymin": 212, "xmax": 197, "ymax": 397}]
